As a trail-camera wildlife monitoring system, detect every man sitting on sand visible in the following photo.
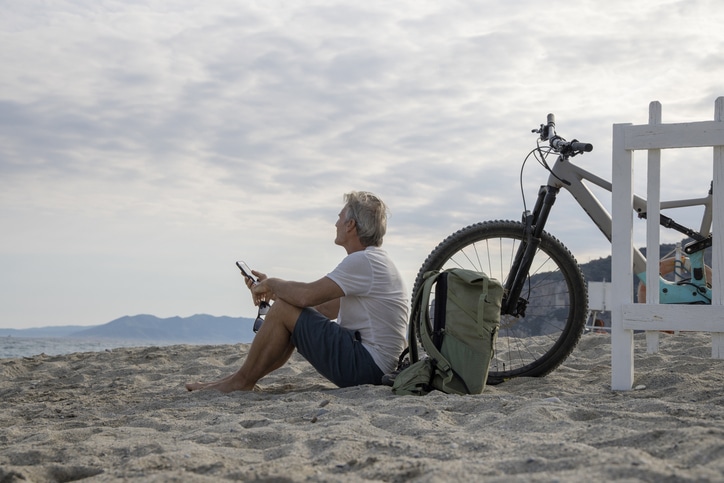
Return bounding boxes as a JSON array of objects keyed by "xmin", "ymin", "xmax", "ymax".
[{"xmin": 186, "ymin": 191, "xmax": 409, "ymax": 393}]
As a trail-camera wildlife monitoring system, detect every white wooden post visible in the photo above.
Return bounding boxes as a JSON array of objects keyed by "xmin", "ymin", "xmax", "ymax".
[
  {"xmin": 611, "ymin": 97, "xmax": 724, "ymax": 391},
  {"xmin": 646, "ymin": 102, "xmax": 662, "ymax": 353},
  {"xmin": 713, "ymin": 98, "xmax": 724, "ymax": 357},
  {"xmin": 611, "ymin": 123, "xmax": 635, "ymax": 390}
]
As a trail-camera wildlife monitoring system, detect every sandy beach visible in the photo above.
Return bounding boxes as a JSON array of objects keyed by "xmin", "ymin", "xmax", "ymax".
[{"xmin": 2, "ymin": 331, "xmax": 724, "ymax": 482}]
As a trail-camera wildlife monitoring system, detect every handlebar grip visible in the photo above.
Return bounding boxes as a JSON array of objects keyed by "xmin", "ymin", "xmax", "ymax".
[
  {"xmin": 571, "ymin": 141, "xmax": 593, "ymax": 152},
  {"xmin": 551, "ymin": 137, "xmax": 594, "ymax": 154}
]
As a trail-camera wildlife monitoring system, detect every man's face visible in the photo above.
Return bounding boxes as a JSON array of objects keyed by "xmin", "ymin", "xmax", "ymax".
[{"xmin": 335, "ymin": 207, "xmax": 351, "ymax": 246}]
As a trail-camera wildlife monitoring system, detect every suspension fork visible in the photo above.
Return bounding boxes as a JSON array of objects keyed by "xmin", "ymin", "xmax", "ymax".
[{"xmin": 502, "ymin": 185, "xmax": 561, "ymax": 315}]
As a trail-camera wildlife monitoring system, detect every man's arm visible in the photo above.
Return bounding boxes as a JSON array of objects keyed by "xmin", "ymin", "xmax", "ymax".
[
  {"xmin": 314, "ymin": 298, "xmax": 341, "ymax": 320},
  {"xmin": 254, "ymin": 276, "xmax": 344, "ymax": 310}
]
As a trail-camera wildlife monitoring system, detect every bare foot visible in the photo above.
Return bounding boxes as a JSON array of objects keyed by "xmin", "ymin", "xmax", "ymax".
[{"xmin": 185, "ymin": 373, "xmax": 253, "ymax": 393}]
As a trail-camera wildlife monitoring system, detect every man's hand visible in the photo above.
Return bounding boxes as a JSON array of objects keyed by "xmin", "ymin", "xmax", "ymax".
[
  {"xmin": 243, "ymin": 270, "xmax": 274, "ymax": 306},
  {"xmin": 251, "ymin": 276, "xmax": 275, "ymax": 306}
]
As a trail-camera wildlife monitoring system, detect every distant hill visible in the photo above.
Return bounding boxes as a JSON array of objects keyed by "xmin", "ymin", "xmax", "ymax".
[
  {"xmin": 0, "ymin": 325, "xmax": 89, "ymax": 338},
  {"xmin": 0, "ymin": 314, "xmax": 256, "ymax": 344}
]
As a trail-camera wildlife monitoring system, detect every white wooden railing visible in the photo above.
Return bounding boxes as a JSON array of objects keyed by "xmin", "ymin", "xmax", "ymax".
[{"xmin": 610, "ymin": 97, "xmax": 724, "ymax": 391}]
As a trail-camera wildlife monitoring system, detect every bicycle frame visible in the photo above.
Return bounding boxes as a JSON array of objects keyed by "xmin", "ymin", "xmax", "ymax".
[{"xmin": 502, "ymin": 152, "xmax": 713, "ymax": 315}]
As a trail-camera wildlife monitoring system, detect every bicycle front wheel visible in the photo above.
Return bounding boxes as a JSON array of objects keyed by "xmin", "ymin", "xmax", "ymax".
[{"xmin": 413, "ymin": 220, "xmax": 588, "ymax": 381}]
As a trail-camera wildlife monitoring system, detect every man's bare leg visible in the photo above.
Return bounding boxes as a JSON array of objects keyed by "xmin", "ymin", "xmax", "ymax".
[{"xmin": 185, "ymin": 301, "xmax": 302, "ymax": 393}]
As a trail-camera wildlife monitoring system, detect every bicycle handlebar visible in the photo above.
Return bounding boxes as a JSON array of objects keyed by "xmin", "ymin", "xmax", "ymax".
[
  {"xmin": 571, "ymin": 141, "xmax": 593, "ymax": 152},
  {"xmin": 551, "ymin": 137, "xmax": 593, "ymax": 153},
  {"xmin": 546, "ymin": 113, "xmax": 556, "ymax": 140},
  {"xmin": 537, "ymin": 113, "xmax": 593, "ymax": 155}
]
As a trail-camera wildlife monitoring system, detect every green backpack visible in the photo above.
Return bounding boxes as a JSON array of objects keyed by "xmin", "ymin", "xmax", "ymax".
[{"xmin": 392, "ymin": 268, "xmax": 503, "ymax": 396}]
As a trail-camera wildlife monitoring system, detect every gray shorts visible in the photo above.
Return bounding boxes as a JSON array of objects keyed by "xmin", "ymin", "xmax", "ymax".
[{"xmin": 291, "ymin": 308, "xmax": 384, "ymax": 388}]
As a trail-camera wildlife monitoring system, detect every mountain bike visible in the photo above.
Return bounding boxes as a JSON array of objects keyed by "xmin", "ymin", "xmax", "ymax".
[{"xmin": 413, "ymin": 114, "xmax": 713, "ymax": 383}]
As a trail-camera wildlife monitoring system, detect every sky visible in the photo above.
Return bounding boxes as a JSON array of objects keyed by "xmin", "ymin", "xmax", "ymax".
[{"xmin": 1, "ymin": 0, "xmax": 723, "ymax": 329}]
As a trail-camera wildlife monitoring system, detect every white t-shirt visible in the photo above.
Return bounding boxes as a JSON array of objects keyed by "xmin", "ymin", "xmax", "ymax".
[{"xmin": 326, "ymin": 246, "xmax": 409, "ymax": 374}]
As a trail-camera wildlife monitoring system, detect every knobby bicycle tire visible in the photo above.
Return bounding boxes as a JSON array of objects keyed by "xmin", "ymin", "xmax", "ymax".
[{"xmin": 413, "ymin": 220, "xmax": 588, "ymax": 381}]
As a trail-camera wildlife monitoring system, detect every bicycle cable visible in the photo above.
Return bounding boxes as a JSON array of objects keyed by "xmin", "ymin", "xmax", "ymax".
[
  {"xmin": 537, "ymin": 139, "xmax": 572, "ymax": 187},
  {"xmin": 518, "ymin": 146, "xmax": 541, "ymax": 214},
  {"xmin": 519, "ymin": 140, "xmax": 571, "ymax": 214}
]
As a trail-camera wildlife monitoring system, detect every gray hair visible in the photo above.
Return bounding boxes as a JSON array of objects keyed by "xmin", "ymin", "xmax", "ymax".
[{"xmin": 343, "ymin": 191, "xmax": 388, "ymax": 247}]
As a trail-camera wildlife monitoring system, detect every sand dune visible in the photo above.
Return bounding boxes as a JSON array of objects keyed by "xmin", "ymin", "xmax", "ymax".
[{"xmin": 2, "ymin": 332, "xmax": 724, "ymax": 482}]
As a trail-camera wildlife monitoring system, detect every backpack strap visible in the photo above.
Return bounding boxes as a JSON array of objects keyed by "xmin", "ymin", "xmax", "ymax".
[
  {"xmin": 432, "ymin": 272, "xmax": 448, "ymax": 349},
  {"xmin": 406, "ymin": 270, "xmax": 439, "ymax": 364},
  {"xmin": 418, "ymin": 273, "xmax": 454, "ymax": 377},
  {"xmin": 406, "ymin": 273, "xmax": 429, "ymax": 364}
]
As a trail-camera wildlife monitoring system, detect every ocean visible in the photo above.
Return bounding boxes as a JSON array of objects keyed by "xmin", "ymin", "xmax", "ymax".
[{"xmin": 0, "ymin": 336, "xmax": 187, "ymax": 359}]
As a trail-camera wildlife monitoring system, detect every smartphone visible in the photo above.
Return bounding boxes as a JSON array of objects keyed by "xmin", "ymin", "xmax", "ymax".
[{"xmin": 235, "ymin": 261, "xmax": 257, "ymax": 284}]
